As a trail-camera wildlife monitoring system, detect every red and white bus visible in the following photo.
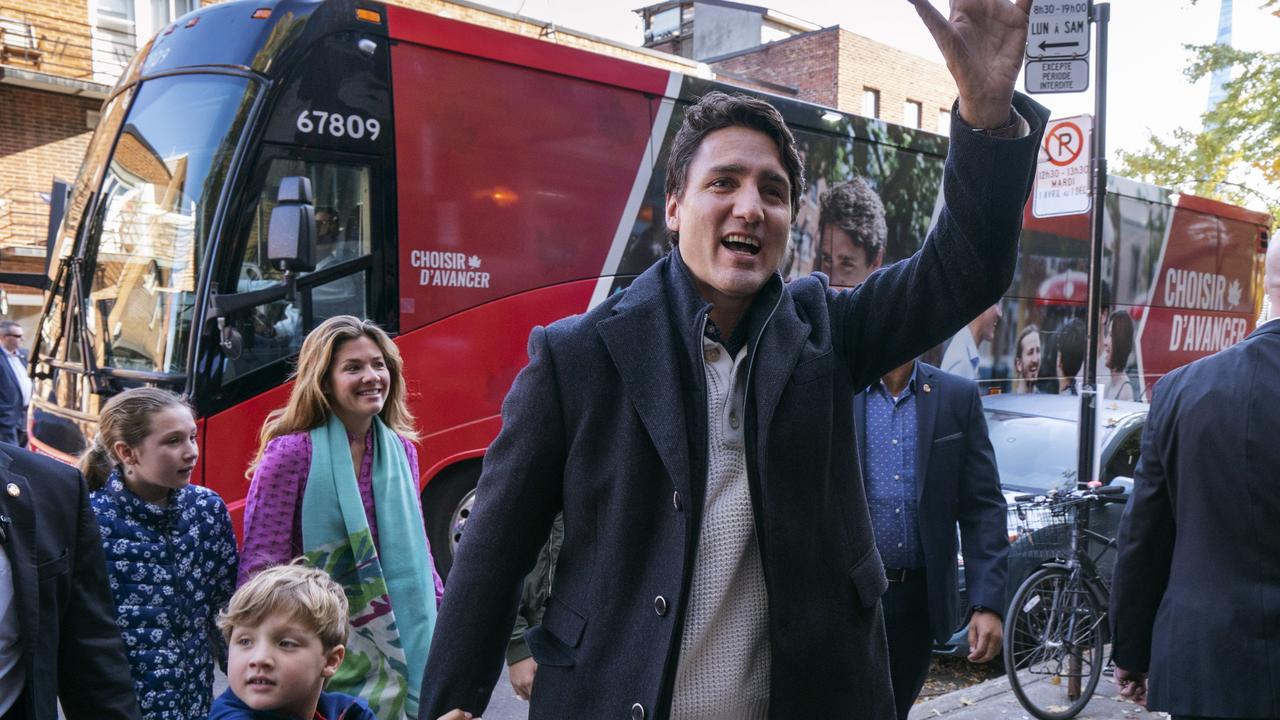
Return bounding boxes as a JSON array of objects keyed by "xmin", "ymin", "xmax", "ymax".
[{"xmin": 27, "ymin": 0, "xmax": 1269, "ymax": 574}]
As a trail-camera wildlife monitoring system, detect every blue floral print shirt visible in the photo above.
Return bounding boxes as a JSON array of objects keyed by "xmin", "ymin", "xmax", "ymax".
[{"xmin": 91, "ymin": 471, "xmax": 239, "ymax": 720}]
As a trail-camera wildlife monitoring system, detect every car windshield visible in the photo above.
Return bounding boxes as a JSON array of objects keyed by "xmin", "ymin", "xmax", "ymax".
[
  {"xmin": 984, "ymin": 409, "xmax": 1079, "ymax": 491},
  {"xmin": 77, "ymin": 73, "xmax": 258, "ymax": 374}
]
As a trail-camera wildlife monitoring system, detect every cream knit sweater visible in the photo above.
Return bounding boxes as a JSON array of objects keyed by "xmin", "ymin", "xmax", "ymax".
[{"xmin": 670, "ymin": 338, "xmax": 771, "ymax": 720}]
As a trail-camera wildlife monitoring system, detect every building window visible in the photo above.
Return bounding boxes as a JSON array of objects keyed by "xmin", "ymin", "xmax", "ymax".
[
  {"xmin": 862, "ymin": 88, "xmax": 880, "ymax": 119},
  {"xmin": 903, "ymin": 100, "xmax": 922, "ymax": 129},
  {"xmin": 937, "ymin": 108, "xmax": 952, "ymax": 134}
]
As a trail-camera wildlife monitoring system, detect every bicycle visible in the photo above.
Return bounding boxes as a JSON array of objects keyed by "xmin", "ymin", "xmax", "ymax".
[{"xmin": 1002, "ymin": 484, "xmax": 1128, "ymax": 720}]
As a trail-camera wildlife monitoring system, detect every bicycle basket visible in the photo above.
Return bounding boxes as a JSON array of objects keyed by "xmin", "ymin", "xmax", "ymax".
[{"xmin": 1007, "ymin": 500, "xmax": 1077, "ymax": 548}]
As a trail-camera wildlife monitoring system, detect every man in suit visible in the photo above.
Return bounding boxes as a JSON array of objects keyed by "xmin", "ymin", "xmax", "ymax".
[
  {"xmin": 0, "ymin": 442, "xmax": 141, "ymax": 719},
  {"xmin": 424, "ymin": 2, "xmax": 1046, "ymax": 718},
  {"xmin": 0, "ymin": 322, "xmax": 31, "ymax": 447},
  {"xmin": 856, "ymin": 360, "xmax": 1008, "ymax": 720},
  {"xmin": 1109, "ymin": 240, "xmax": 1280, "ymax": 719}
]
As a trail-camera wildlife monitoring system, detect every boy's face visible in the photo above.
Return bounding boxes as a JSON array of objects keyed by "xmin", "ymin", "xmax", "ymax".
[{"xmin": 228, "ymin": 615, "xmax": 344, "ymax": 719}]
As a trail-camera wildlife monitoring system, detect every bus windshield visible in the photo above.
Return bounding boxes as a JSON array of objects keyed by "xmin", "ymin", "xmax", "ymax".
[{"xmin": 77, "ymin": 73, "xmax": 258, "ymax": 375}]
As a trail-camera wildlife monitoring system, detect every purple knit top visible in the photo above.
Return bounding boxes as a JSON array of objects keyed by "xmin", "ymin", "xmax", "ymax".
[{"xmin": 238, "ymin": 429, "xmax": 445, "ymax": 604}]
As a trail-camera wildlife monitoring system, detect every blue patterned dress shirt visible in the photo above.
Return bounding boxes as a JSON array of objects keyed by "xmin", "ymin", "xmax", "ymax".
[{"xmin": 864, "ymin": 366, "xmax": 925, "ymax": 569}]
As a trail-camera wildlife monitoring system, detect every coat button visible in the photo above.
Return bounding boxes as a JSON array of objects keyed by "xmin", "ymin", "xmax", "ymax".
[
  {"xmin": 728, "ymin": 410, "xmax": 739, "ymax": 429},
  {"xmin": 631, "ymin": 702, "xmax": 646, "ymax": 719},
  {"xmin": 672, "ymin": 490, "xmax": 683, "ymax": 512},
  {"xmin": 654, "ymin": 595, "xmax": 668, "ymax": 616},
  {"xmin": 704, "ymin": 347, "xmax": 720, "ymax": 363}
]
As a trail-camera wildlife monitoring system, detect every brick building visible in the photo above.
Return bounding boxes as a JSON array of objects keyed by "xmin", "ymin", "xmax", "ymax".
[{"xmin": 635, "ymin": 1, "xmax": 957, "ymax": 129}]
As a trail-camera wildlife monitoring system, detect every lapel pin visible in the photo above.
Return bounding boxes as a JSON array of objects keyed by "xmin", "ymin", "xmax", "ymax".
[
  {"xmin": 922, "ymin": 383, "xmax": 932, "ymax": 393},
  {"xmin": 5, "ymin": 483, "xmax": 18, "ymax": 497}
]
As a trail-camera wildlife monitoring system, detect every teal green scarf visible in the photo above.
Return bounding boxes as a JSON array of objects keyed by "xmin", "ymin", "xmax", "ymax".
[{"xmin": 301, "ymin": 414, "xmax": 436, "ymax": 720}]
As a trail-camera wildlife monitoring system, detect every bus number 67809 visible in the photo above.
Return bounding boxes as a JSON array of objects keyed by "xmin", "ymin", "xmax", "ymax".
[{"xmin": 295, "ymin": 110, "xmax": 381, "ymax": 141}]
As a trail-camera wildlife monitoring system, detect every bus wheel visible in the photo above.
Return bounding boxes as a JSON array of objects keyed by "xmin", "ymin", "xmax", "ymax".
[{"xmin": 421, "ymin": 461, "xmax": 480, "ymax": 582}]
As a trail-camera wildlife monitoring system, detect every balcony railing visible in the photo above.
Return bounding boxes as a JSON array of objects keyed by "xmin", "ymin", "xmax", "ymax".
[
  {"xmin": 0, "ymin": 4, "xmax": 137, "ymax": 86},
  {"xmin": 0, "ymin": 187, "xmax": 51, "ymax": 251}
]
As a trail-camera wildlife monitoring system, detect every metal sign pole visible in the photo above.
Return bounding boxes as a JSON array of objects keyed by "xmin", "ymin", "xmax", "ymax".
[{"xmin": 1078, "ymin": 1, "xmax": 1109, "ymax": 489}]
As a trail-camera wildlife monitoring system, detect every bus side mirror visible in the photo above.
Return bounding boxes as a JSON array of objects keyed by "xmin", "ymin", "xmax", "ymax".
[{"xmin": 268, "ymin": 176, "xmax": 316, "ymax": 272}]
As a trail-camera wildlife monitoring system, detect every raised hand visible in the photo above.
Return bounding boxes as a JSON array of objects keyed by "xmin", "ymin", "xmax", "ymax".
[{"xmin": 909, "ymin": 0, "xmax": 1034, "ymax": 128}]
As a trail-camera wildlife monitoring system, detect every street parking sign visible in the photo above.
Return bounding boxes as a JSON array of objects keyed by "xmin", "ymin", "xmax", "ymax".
[
  {"xmin": 1026, "ymin": 0, "xmax": 1091, "ymax": 58},
  {"xmin": 1026, "ymin": 58, "xmax": 1089, "ymax": 94},
  {"xmin": 1033, "ymin": 115, "xmax": 1092, "ymax": 218}
]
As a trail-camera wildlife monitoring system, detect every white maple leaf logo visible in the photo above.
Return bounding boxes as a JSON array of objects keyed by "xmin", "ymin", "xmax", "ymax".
[
  {"xmin": 1228, "ymin": 279, "xmax": 1243, "ymax": 309},
  {"xmin": 468, "ymin": 255, "xmax": 482, "ymax": 269}
]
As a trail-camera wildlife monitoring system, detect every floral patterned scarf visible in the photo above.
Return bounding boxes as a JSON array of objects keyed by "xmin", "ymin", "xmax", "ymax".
[{"xmin": 301, "ymin": 414, "xmax": 436, "ymax": 720}]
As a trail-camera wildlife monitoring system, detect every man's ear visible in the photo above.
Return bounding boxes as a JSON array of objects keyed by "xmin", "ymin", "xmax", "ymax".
[
  {"xmin": 322, "ymin": 644, "xmax": 346, "ymax": 678},
  {"xmin": 665, "ymin": 194, "xmax": 681, "ymax": 235}
]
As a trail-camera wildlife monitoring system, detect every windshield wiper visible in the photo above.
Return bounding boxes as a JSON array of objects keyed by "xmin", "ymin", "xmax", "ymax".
[{"xmin": 64, "ymin": 254, "xmax": 113, "ymax": 394}]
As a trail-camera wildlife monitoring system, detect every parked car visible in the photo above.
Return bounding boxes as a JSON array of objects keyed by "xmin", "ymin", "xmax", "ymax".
[{"xmin": 934, "ymin": 393, "xmax": 1146, "ymax": 656}]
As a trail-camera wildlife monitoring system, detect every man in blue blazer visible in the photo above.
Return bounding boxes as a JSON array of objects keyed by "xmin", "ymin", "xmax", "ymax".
[
  {"xmin": 856, "ymin": 360, "xmax": 1008, "ymax": 719},
  {"xmin": 1109, "ymin": 240, "xmax": 1280, "ymax": 719},
  {"xmin": 423, "ymin": 3, "xmax": 1047, "ymax": 718}
]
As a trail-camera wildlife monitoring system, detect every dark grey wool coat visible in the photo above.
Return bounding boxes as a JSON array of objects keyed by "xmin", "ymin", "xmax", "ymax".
[{"xmin": 421, "ymin": 94, "xmax": 1049, "ymax": 720}]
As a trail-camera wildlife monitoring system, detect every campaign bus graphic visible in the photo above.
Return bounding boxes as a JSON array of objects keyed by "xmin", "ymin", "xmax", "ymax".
[{"xmin": 26, "ymin": 0, "xmax": 1270, "ymax": 566}]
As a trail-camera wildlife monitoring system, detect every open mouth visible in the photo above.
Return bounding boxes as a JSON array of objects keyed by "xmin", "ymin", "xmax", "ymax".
[
  {"xmin": 246, "ymin": 676, "xmax": 277, "ymax": 688},
  {"xmin": 721, "ymin": 234, "xmax": 761, "ymax": 256},
  {"xmin": 357, "ymin": 388, "xmax": 384, "ymax": 399}
]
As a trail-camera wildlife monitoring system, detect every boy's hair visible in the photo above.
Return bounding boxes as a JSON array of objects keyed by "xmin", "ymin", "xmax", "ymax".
[{"xmin": 218, "ymin": 563, "xmax": 350, "ymax": 649}]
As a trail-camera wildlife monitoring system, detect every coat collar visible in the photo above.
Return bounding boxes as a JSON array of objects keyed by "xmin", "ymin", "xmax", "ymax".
[
  {"xmin": 596, "ymin": 249, "xmax": 796, "ymax": 497},
  {"xmin": 597, "ymin": 254, "xmax": 698, "ymax": 499},
  {"xmin": 101, "ymin": 470, "xmax": 183, "ymax": 521},
  {"xmin": 1248, "ymin": 316, "xmax": 1280, "ymax": 339},
  {"xmin": 0, "ymin": 445, "xmax": 37, "ymax": 666}
]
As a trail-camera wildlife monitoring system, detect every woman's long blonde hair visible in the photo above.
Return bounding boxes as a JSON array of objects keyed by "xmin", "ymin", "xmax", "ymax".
[{"xmin": 248, "ymin": 316, "xmax": 417, "ymax": 477}]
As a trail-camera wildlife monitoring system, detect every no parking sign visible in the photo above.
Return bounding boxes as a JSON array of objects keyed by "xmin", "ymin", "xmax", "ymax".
[{"xmin": 1032, "ymin": 115, "xmax": 1092, "ymax": 218}]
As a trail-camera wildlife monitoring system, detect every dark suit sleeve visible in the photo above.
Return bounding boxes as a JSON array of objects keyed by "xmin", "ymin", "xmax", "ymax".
[
  {"xmin": 58, "ymin": 470, "xmax": 142, "ymax": 720},
  {"xmin": 831, "ymin": 95, "xmax": 1049, "ymax": 392},
  {"xmin": 955, "ymin": 384, "xmax": 1009, "ymax": 616},
  {"xmin": 1109, "ymin": 379, "xmax": 1176, "ymax": 673},
  {"xmin": 420, "ymin": 325, "xmax": 566, "ymax": 717}
]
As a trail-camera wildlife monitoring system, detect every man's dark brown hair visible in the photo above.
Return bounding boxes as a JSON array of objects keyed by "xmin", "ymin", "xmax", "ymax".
[
  {"xmin": 664, "ymin": 91, "xmax": 806, "ymax": 224},
  {"xmin": 819, "ymin": 178, "xmax": 887, "ymax": 267}
]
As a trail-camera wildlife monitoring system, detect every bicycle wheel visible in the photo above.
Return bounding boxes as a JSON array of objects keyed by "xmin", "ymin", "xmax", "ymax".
[{"xmin": 1004, "ymin": 566, "xmax": 1105, "ymax": 720}]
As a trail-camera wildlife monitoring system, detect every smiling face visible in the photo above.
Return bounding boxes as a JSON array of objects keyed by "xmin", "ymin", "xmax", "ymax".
[
  {"xmin": 324, "ymin": 335, "xmax": 390, "ymax": 428},
  {"xmin": 1015, "ymin": 330, "xmax": 1042, "ymax": 384},
  {"xmin": 113, "ymin": 405, "xmax": 198, "ymax": 504},
  {"xmin": 227, "ymin": 615, "xmax": 343, "ymax": 720},
  {"xmin": 666, "ymin": 126, "xmax": 792, "ymax": 311}
]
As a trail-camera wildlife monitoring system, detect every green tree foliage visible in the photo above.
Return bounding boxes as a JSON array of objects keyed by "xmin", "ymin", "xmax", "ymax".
[{"xmin": 1118, "ymin": 0, "xmax": 1280, "ymax": 226}]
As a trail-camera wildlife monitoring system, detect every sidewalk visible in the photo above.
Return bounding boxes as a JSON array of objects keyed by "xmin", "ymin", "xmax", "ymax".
[{"xmin": 909, "ymin": 670, "xmax": 1167, "ymax": 720}]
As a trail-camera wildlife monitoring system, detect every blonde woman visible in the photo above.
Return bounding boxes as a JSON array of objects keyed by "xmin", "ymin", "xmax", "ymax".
[{"xmin": 239, "ymin": 315, "xmax": 441, "ymax": 720}]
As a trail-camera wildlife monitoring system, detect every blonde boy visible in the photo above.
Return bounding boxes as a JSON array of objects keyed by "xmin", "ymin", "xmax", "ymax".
[{"xmin": 210, "ymin": 564, "xmax": 376, "ymax": 720}]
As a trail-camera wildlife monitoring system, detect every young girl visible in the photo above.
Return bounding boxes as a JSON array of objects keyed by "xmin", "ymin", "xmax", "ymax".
[
  {"xmin": 240, "ymin": 315, "xmax": 442, "ymax": 720},
  {"xmin": 83, "ymin": 387, "xmax": 238, "ymax": 720}
]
